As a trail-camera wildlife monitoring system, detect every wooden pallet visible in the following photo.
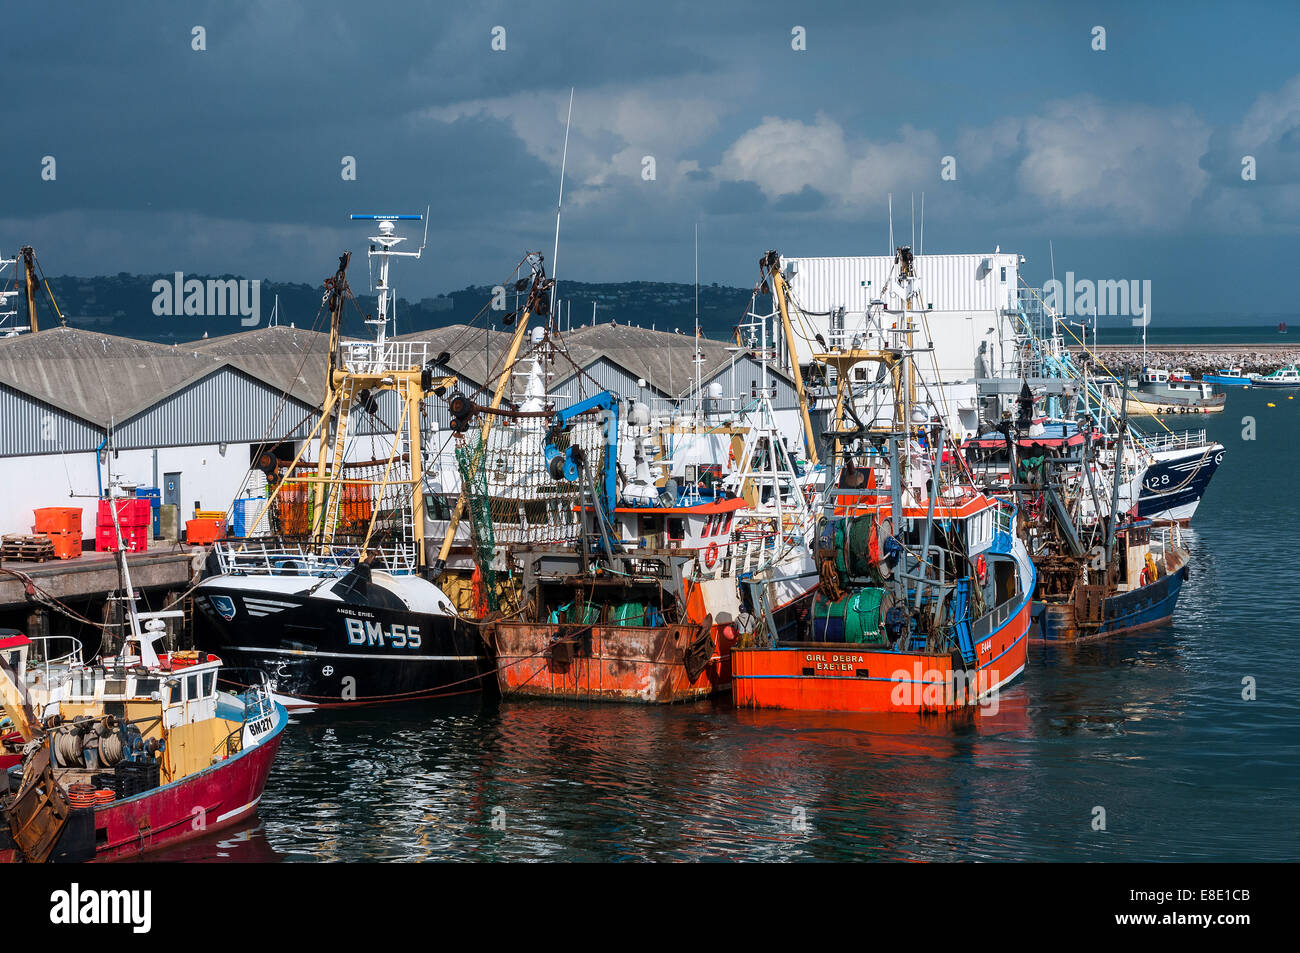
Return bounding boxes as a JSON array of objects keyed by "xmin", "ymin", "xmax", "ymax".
[{"xmin": 1, "ymin": 534, "xmax": 56, "ymax": 562}]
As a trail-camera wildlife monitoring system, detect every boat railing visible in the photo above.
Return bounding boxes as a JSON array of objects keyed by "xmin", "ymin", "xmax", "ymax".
[
  {"xmin": 212, "ymin": 538, "xmax": 419, "ymax": 575},
  {"xmin": 636, "ymin": 393, "xmax": 765, "ymax": 425},
  {"xmin": 1132, "ymin": 428, "xmax": 1209, "ymax": 454},
  {"xmin": 992, "ymin": 499, "xmax": 1018, "ymax": 546},
  {"xmin": 341, "ymin": 339, "xmax": 429, "ymax": 374},
  {"xmin": 25, "ymin": 634, "xmax": 84, "ymax": 669},
  {"xmin": 24, "ymin": 635, "xmax": 86, "ymax": 686}
]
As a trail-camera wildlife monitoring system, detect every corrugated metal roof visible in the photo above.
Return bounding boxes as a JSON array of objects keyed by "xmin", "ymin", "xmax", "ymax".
[
  {"xmin": 0, "ymin": 327, "xmax": 226, "ymax": 428},
  {"xmin": 0, "ymin": 322, "xmax": 793, "ymax": 456},
  {"xmin": 554, "ymin": 323, "xmax": 791, "ymax": 399},
  {"xmin": 189, "ymin": 325, "xmax": 331, "ymax": 408},
  {"xmin": 113, "ymin": 367, "xmax": 318, "ymax": 450},
  {"xmin": 393, "ymin": 323, "xmax": 508, "ymax": 388}
]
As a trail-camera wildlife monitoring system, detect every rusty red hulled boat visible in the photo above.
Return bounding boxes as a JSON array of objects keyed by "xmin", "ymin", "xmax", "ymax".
[
  {"xmin": 1, "ymin": 628, "xmax": 287, "ymax": 863},
  {"xmin": 469, "ymin": 376, "xmax": 818, "ymax": 704},
  {"xmin": 0, "ymin": 505, "xmax": 287, "ymax": 863}
]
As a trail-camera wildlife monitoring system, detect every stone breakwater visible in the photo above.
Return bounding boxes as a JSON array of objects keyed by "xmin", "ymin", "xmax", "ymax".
[{"xmin": 1070, "ymin": 345, "xmax": 1300, "ymax": 375}]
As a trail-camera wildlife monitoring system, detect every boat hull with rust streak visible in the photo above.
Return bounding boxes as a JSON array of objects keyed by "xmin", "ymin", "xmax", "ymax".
[{"xmin": 490, "ymin": 621, "xmax": 726, "ymax": 703}]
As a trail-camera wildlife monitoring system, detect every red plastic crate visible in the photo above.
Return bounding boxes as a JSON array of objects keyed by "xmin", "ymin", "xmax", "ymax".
[
  {"xmin": 97, "ymin": 499, "xmax": 150, "ymax": 529},
  {"xmin": 95, "ymin": 524, "xmax": 148, "ymax": 552}
]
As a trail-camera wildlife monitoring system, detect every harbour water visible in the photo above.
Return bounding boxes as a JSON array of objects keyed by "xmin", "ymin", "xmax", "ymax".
[{"xmin": 153, "ymin": 390, "xmax": 1299, "ymax": 862}]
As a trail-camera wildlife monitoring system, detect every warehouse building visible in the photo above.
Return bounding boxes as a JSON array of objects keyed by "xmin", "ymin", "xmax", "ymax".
[
  {"xmin": 0, "ymin": 326, "xmax": 318, "ymax": 539},
  {"xmin": 0, "ymin": 319, "xmax": 798, "ymax": 538}
]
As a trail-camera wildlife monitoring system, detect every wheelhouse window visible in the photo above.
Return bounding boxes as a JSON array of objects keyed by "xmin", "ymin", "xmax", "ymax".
[
  {"xmin": 202, "ymin": 671, "xmax": 215, "ymax": 697},
  {"xmin": 186, "ymin": 673, "xmax": 198, "ymax": 700}
]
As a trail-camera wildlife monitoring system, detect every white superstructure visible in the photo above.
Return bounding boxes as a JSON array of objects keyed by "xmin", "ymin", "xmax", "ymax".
[{"xmin": 776, "ymin": 250, "xmax": 1023, "ymax": 438}]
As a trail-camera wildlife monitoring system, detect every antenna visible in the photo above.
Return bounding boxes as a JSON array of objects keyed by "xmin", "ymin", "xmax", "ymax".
[
  {"xmin": 888, "ymin": 194, "xmax": 894, "ymax": 253},
  {"xmin": 552, "ymin": 87, "xmax": 575, "ymax": 305},
  {"xmin": 349, "ymin": 211, "xmax": 426, "ymax": 347},
  {"xmin": 911, "ymin": 193, "xmax": 915, "ymax": 250},
  {"xmin": 695, "ymin": 222, "xmax": 701, "ymax": 420},
  {"xmin": 919, "ymin": 192, "xmax": 925, "ymax": 256}
]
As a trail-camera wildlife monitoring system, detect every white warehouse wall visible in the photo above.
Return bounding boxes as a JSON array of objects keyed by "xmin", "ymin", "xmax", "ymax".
[{"xmin": 0, "ymin": 443, "xmax": 257, "ymax": 539}]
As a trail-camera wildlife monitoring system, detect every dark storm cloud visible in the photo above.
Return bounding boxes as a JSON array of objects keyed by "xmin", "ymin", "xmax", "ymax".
[{"xmin": 6, "ymin": 0, "xmax": 1300, "ymax": 311}]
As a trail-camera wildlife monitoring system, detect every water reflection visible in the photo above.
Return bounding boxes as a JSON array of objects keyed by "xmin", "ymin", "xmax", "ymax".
[{"xmin": 151, "ymin": 391, "xmax": 1299, "ymax": 862}]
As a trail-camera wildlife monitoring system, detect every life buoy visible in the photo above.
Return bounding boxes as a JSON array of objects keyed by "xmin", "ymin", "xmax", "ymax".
[
  {"xmin": 704, "ymin": 541, "xmax": 719, "ymax": 568},
  {"xmin": 975, "ymin": 553, "xmax": 987, "ymax": 584}
]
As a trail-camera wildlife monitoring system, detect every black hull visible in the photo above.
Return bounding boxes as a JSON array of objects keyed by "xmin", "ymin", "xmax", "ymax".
[
  {"xmin": 1137, "ymin": 449, "xmax": 1223, "ymax": 522},
  {"xmin": 193, "ymin": 583, "xmax": 493, "ymax": 707}
]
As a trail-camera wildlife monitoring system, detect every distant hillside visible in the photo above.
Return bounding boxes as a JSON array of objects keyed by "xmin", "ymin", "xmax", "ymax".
[{"xmin": 15, "ymin": 274, "xmax": 760, "ymax": 344}]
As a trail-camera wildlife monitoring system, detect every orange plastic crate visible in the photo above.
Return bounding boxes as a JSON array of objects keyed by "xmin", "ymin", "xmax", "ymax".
[
  {"xmin": 44, "ymin": 532, "xmax": 82, "ymax": 560},
  {"xmin": 33, "ymin": 507, "xmax": 82, "ymax": 535},
  {"xmin": 185, "ymin": 518, "xmax": 225, "ymax": 545}
]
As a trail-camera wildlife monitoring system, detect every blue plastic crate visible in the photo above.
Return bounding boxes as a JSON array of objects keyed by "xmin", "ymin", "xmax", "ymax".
[
  {"xmin": 135, "ymin": 488, "xmax": 162, "ymax": 538},
  {"xmin": 231, "ymin": 497, "xmax": 265, "ymax": 537}
]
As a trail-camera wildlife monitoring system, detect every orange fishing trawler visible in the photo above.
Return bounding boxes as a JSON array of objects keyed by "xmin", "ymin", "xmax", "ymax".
[
  {"xmin": 731, "ymin": 487, "xmax": 1034, "ymax": 713},
  {"xmin": 731, "ymin": 247, "xmax": 1035, "ymax": 714}
]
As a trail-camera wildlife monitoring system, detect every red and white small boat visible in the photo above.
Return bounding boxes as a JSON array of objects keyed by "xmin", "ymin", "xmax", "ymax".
[
  {"xmin": 0, "ymin": 498, "xmax": 287, "ymax": 863},
  {"xmin": 0, "ymin": 623, "xmax": 287, "ymax": 863}
]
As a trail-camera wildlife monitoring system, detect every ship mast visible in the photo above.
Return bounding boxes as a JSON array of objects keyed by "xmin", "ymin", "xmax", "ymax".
[
  {"xmin": 21, "ymin": 246, "xmax": 38, "ymax": 333},
  {"xmin": 764, "ymin": 251, "xmax": 819, "ymax": 467},
  {"xmin": 434, "ymin": 257, "xmax": 551, "ymax": 573}
]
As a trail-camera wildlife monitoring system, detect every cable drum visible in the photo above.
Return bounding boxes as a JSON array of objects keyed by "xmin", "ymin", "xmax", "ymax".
[
  {"xmin": 99, "ymin": 730, "xmax": 125, "ymax": 767},
  {"xmin": 53, "ymin": 728, "xmax": 85, "ymax": 768}
]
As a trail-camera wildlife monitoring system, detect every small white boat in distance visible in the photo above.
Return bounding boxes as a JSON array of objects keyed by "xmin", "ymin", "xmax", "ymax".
[{"xmin": 1249, "ymin": 364, "xmax": 1300, "ymax": 387}]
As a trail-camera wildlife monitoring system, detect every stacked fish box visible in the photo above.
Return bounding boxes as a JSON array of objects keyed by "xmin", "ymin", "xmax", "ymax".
[
  {"xmin": 186, "ymin": 509, "xmax": 227, "ymax": 545},
  {"xmin": 95, "ymin": 499, "xmax": 150, "ymax": 552},
  {"xmin": 32, "ymin": 507, "xmax": 83, "ymax": 560}
]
